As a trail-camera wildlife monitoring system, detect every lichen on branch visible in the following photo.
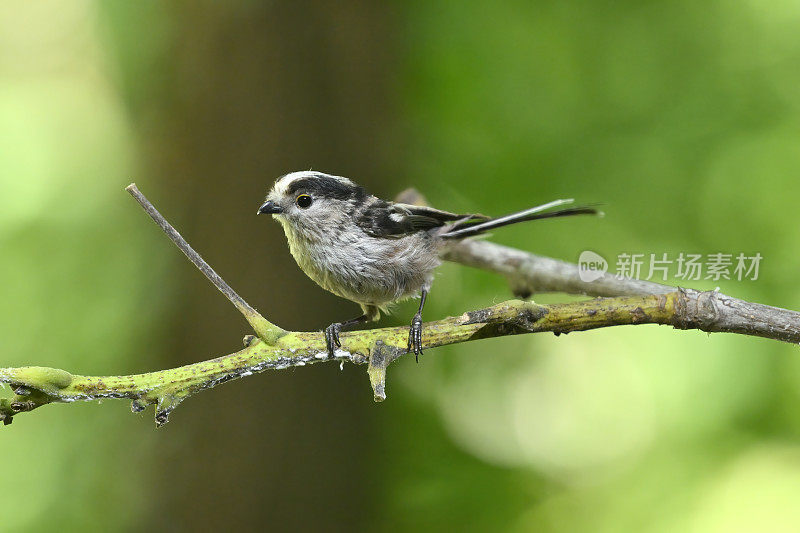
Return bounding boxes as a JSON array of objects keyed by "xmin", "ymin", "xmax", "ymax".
[{"xmin": 2, "ymin": 186, "xmax": 799, "ymax": 428}]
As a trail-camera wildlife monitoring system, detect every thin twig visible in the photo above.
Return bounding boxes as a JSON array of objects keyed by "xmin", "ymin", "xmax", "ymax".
[{"xmin": 125, "ymin": 183, "xmax": 285, "ymax": 343}]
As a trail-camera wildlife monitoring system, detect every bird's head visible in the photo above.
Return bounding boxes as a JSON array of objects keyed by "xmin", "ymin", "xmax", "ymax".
[{"xmin": 258, "ymin": 171, "xmax": 367, "ymax": 239}]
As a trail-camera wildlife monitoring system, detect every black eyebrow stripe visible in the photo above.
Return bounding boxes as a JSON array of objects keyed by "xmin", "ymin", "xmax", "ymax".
[{"xmin": 287, "ymin": 176, "xmax": 367, "ymax": 201}]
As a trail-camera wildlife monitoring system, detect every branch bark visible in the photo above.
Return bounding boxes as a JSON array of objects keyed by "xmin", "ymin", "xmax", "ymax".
[
  {"xmin": 443, "ymin": 239, "xmax": 674, "ymax": 298},
  {"xmin": 125, "ymin": 184, "xmax": 286, "ymax": 344},
  {"xmin": 2, "ymin": 186, "xmax": 798, "ymax": 427}
]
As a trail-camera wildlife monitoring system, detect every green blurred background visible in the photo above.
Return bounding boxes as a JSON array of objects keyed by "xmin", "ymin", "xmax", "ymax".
[{"xmin": 2, "ymin": 1, "xmax": 800, "ymax": 531}]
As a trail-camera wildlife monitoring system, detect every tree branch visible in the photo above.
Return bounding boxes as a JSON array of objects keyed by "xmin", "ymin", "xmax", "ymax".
[
  {"xmin": 124, "ymin": 184, "xmax": 286, "ymax": 344},
  {"xmin": 2, "ymin": 186, "xmax": 798, "ymax": 427},
  {"xmin": 443, "ymin": 239, "xmax": 674, "ymax": 298}
]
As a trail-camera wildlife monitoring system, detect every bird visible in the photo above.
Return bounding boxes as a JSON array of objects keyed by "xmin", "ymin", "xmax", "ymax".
[{"xmin": 257, "ymin": 171, "xmax": 599, "ymax": 360}]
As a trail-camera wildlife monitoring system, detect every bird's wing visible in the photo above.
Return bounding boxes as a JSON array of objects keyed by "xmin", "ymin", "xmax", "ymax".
[{"xmin": 357, "ymin": 201, "xmax": 488, "ymax": 238}]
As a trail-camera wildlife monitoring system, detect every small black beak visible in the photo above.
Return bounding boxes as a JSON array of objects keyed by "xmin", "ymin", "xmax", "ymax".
[{"xmin": 257, "ymin": 200, "xmax": 283, "ymax": 215}]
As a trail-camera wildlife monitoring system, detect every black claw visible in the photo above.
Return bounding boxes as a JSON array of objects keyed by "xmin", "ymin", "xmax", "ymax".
[
  {"xmin": 407, "ymin": 313, "xmax": 424, "ymax": 362},
  {"xmin": 324, "ymin": 322, "xmax": 342, "ymax": 358}
]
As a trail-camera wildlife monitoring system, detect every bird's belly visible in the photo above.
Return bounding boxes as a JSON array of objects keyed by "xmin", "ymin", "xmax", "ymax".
[{"xmin": 290, "ymin": 234, "xmax": 438, "ymax": 306}]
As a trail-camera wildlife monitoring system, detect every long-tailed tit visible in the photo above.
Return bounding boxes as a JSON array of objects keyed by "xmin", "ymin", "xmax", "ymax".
[{"xmin": 258, "ymin": 171, "xmax": 599, "ymax": 359}]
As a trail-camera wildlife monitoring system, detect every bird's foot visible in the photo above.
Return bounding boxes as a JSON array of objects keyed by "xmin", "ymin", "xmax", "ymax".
[
  {"xmin": 407, "ymin": 313, "xmax": 423, "ymax": 362},
  {"xmin": 324, "ymin": 322, "xmax": 343, "ymax": 358}
]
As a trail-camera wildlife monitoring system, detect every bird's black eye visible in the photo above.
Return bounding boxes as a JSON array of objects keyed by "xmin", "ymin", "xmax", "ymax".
[{"xmin": 296, "ymin": 194, "xmax": 313, "ymax": 208}]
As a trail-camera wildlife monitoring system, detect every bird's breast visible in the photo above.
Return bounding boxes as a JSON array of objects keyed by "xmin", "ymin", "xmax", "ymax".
[{"xmin": 283, "ymin": 227, "xmax": 439, "ymax": 306}]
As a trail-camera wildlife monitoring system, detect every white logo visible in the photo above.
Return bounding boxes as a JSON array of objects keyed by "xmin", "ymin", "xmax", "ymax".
[{"xmin": 578, "ymin": 250, "xmax": 608, "ymax": 282}]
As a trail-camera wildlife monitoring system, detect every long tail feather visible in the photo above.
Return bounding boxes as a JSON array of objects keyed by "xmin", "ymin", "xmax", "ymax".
[{"xmin": 441, "ymin": 199, "xmax": 601, "ymax": 239}]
